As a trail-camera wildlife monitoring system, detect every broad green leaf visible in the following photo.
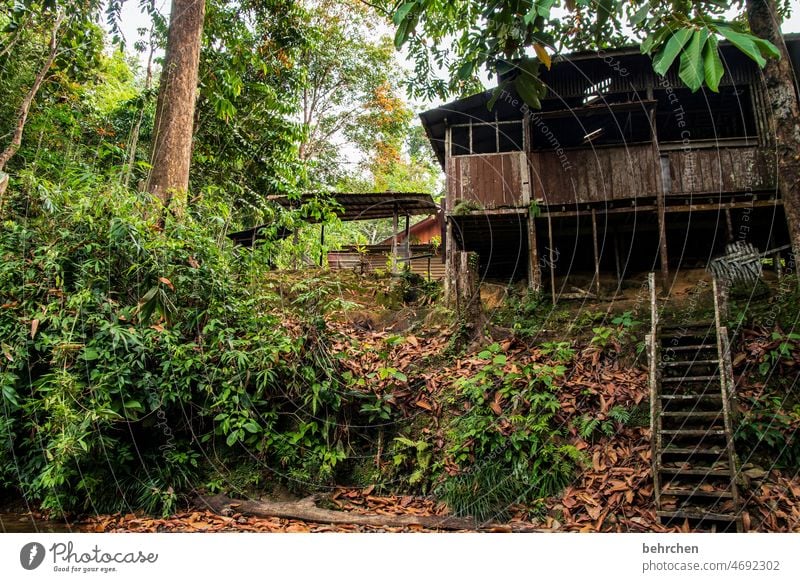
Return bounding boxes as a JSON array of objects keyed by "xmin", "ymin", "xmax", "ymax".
[
  {"xmin": 515, "ymin": 75, "xmax": 542, "ymax": 109},
  {"xmin": 641, "ymin": 25, "xmax": 672, "ymax": 55},
  {"xmin": 393, "ymin": 2, "xmax": 416, "ymax": 25},
  {"xmin": 596, "ymin": 0, "xmax": 614, "ymax": 33},
  {"xmin": 753, "ymin": 37, "xmax": 780, "ymax": 60},
  {"xmin": 630, "ymin": 2, "xmax": 651, "ymax": 26},
  {"xmin": 678, "ymin": 29, "xmax": 708, "ymax": 92},
  {"xmin": 394, "ymin": 18, "xmax": 411, "ymax": 50},
  {"xmin": 243, "ymin": 421, "xmax": 260, "ymax": 434},
  {"xmin": 716, "ymin": 26, "xmax": 766, "ymax": 67},
  {"xmin": 703, "ymin": 35, "xmax": 724, "ymax": 92},
  {"xmin": 538, "ymin": 0, "xmax": 556, "ymax": 17},
  {"xmin": 653, "ymin": 28, "xmax": 693, "ymax": 76},
  {"xmin": 457, "ymin": 60, "xmax": 475, "ymax": 80}
]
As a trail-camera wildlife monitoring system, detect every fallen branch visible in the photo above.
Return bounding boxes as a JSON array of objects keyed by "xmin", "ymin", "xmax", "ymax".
[{"xmin": 198, "ymin": 494, "xmax": 537, "ymax": 532}]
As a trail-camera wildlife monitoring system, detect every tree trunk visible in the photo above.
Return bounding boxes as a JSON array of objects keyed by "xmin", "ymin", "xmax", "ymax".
[
  {"xmin": 124, "ymin": 21, "xmax": 156, "ymax": 189},
  {"xmin": 747, "ymin": 0, "xmax": 800, "ymax": 273},
  {"xmin": 0, "ymin": 12, "xmax": 64, "ymax": 197},
  {"xmin": 198, "ymin": 494, "xmax": 539, "ymax": 531},
  {"xmin": 145, "ymin": 0, "xmax": 205, "ymax": 217}
]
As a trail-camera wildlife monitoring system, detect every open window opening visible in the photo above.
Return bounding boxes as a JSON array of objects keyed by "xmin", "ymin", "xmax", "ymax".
[{"xmin": 655, "ymin": 87, "xmax": 757, "ymax": 144}]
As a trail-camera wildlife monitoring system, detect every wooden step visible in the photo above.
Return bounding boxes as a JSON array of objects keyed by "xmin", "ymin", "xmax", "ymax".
[
  {"xmin": 660, "ymin": 393, "xmax": 722, "ymax": 401},
  {"xmin": 660, "ymin": 330, "xmax": 715, "ymax": 340},
  {"xmin": 662, "ymin": 374, "xmax": 720, "ymax": 383},
  {"xmin": 661, "ymin": 487, "xmax": 733, "ymax": 499},
  {"xmin": 661, "ymin": 411, "xmax": 723, "ymax": 419},
  {"xmin": 659, "ymin": 467, "xmax": 731, "ymax": 477},
  {"xmin": 662, "ymin": 359, "xmax": 719, "ymax": 368},
  {"xmin": 660, "ymin": 448, "xmax": 727, "ymax": 461},
  {"xmin": 662, "ymin": 344, "xmax": 717, "ymax": 352},
  {"xmin": 660, "ymin": 429, "xmax": 726, "ymax": 436},
  {"xmin": 657, "ymin": 509, "xmax": 738, "ymax": 522}
]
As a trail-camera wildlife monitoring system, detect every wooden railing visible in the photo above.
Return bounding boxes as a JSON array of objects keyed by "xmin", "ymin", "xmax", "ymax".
[
  {"xmin": 445, "ymin": 144, "xmax": 777, "ymax": 212},
  {"xmin": 646, "ymin": 272, "xmax": 662, "ymax": 513},
  {"xmin": 711, "ymin": 277, "xmax": 743, "ymax": 509},
  {"xmin": 664, "ymin": 145, "xmax": 776, "ymax": 196}
]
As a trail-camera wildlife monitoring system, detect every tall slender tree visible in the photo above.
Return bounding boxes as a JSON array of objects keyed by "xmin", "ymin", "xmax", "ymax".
[
  {"xmin": 145, "ymin": 0, "xmax": 205, "ymax": 217},
  {"xmin": 0, "ymin": 9, "xmax": 64, "ymax": 197}
]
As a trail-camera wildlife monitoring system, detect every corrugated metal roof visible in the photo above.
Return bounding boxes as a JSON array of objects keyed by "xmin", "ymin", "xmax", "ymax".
[
  {"xmin": 268, "ymin": 192, "xmax": 438, "ymax": 221},
  {"xmin": 420, "ymin": 35, "xmax": 800, "ymax": 169},
  {"xmin": 228, "ymin": 192, "xmax": 438, "ymax": 247}
]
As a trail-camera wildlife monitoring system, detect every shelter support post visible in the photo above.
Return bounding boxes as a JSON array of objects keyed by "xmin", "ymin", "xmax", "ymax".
[
  {"xmin": 319, "ymin": 224, "xmax": 325, "ymax": 267},
  {"xmin": 547, "ymin": 214, "xmax": 555, "ymax": 305},
  {"xmin": 404, "ymin": 214, "xmax": 410, "ymax": 262},
  {"xmin": 392, "ymin": 204, "xmax": 398, "ymax": 273},
  {"xmin": 614, "ymin": 234, "xmax": 622, "ymax": 290},
  {"xmin": 528, "ymin": 211, "xmax": 541, "ymax": 292},
  {"xmin": 592, "ymin": 209, "xmax": 600, "ymax": 298}
]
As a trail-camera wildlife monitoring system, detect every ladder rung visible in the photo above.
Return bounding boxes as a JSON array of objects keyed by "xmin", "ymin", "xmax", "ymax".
[
  {"xmin": 657, "ymin": 509, "xmax": 738, "ymax": 522},
  {"xmin": 660, "ymin": 429, "xmax": 726, "ymax": 436},
  {"xmin": 662, "ymin": 344, "xmax": 717, "ymax": 352},
  {"xmin": 662, "ymin": 375, "xmax": 720, "ymax": 383},
  {"xmin": 661, "ymin": 487, "xmax": 733, "ymax": 499},
  {"xmin": 661, "ymin": 411, "xmax": 723, "ymax": 418},
  {"xmin": 661, "ymin": 447, "xmax": 726, "ymax": 455},
  {"xmin": 661, "ymin": 322, "xmax": 713, "ymax": 330},
  {"xmin": 663, "ymin": 359, "xmax": 719, "ymax": 367},
  {"xmin": 660, "ymin": 394, "xmax": 722, "ymax": 400},
  {"xmin": 660, "ymin": 467, "xmax": 731, "ymax": 477}
]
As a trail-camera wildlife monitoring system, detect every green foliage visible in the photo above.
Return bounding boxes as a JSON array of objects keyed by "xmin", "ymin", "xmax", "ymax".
[
  {"xmin": 736, "ymin": 395, "xmax": 800, "ymax": 468},
  {"xmin": 392, "ymin": 436, "xmax": 433, "ymax": 488},
  {"xmin": 0, "ymin": 177, "xmax": 402, "ymax": 515},
  {"xmin": 573, "ymin": 405, "xmax": 638, "ymax": 442},
  {"xmin": 539, "ymin": 341, "xmax": 575, "ymax": 364},
  {"xmin": 757, "ymin": 331, "xmax": 800, "ymax": 376},
  {"xmin": 386, "ymin": 0, "xmax": 782, "ymax": 103},
  {"xmin": 436, "ymin": 343, "xmax": 581, "ymax": 521}
]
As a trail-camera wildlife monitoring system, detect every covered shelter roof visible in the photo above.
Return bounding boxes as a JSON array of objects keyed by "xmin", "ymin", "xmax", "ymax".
[
  {"xmin": 267, "ymin": 191, "xmax": 437, "ymax": 221},
  {"xmin": 228, "ymin": 191, "xmax": 438, "ymax": 247}
]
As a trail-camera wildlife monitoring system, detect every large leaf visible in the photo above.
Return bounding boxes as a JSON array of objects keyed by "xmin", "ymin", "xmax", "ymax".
[
  {"xmin": 457, "ymin": 60, "xmax": 475, "ymax": 80},
  {"xmin": 716, "ymin": 26, "xmax": 767, "ymax": 67},
  {"xmin": 595, "ymin": 0, "xmax": 614, "ymax": 34},
  {"xmin": 652, "ymin": 27, "xmax": 693, "ymax": 76},
  {"xmin": 630, "ymin": 2, "xmax": 651, "ymax": 26},
  {"xmin": 678, "ymin": 29, "xmax": 708, "ymax": 92},
  {"xmin": 753, "ymin": 37, "xmax": 781, "ymax": 60},
  {"xmin": 393, "ymin": 6, "xmax": 419, "ymax": 50},
  {"xmin": 703, "ymin": 35, "xmax": 724, "ymax": 93},
  {"xmin": 514, "ymin": 74, "xmax": 546, "ymax": 110},
  {"xmin": 641, "ymin": 24, "xmax": 672, "ymax": 55},
  {"xmin": 393, "ymin": 2, "xmax": 416, "ymax": 25}
]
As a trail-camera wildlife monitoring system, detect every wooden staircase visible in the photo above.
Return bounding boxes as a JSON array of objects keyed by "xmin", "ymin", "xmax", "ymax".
[{"xmin": 646, "ymin": 273, "xmax": 743, "ymax": 532}]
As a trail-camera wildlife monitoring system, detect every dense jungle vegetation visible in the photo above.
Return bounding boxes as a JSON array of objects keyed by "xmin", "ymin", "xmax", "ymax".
[{"xmin": 0, "ymin": 0, "xmax": 798, "ymax": 530}]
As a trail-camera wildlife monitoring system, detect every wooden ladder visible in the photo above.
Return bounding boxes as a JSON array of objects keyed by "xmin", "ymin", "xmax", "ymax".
[{"xmin": 646, "ymin": 273, "xmax": 742, "ymax": 532}]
